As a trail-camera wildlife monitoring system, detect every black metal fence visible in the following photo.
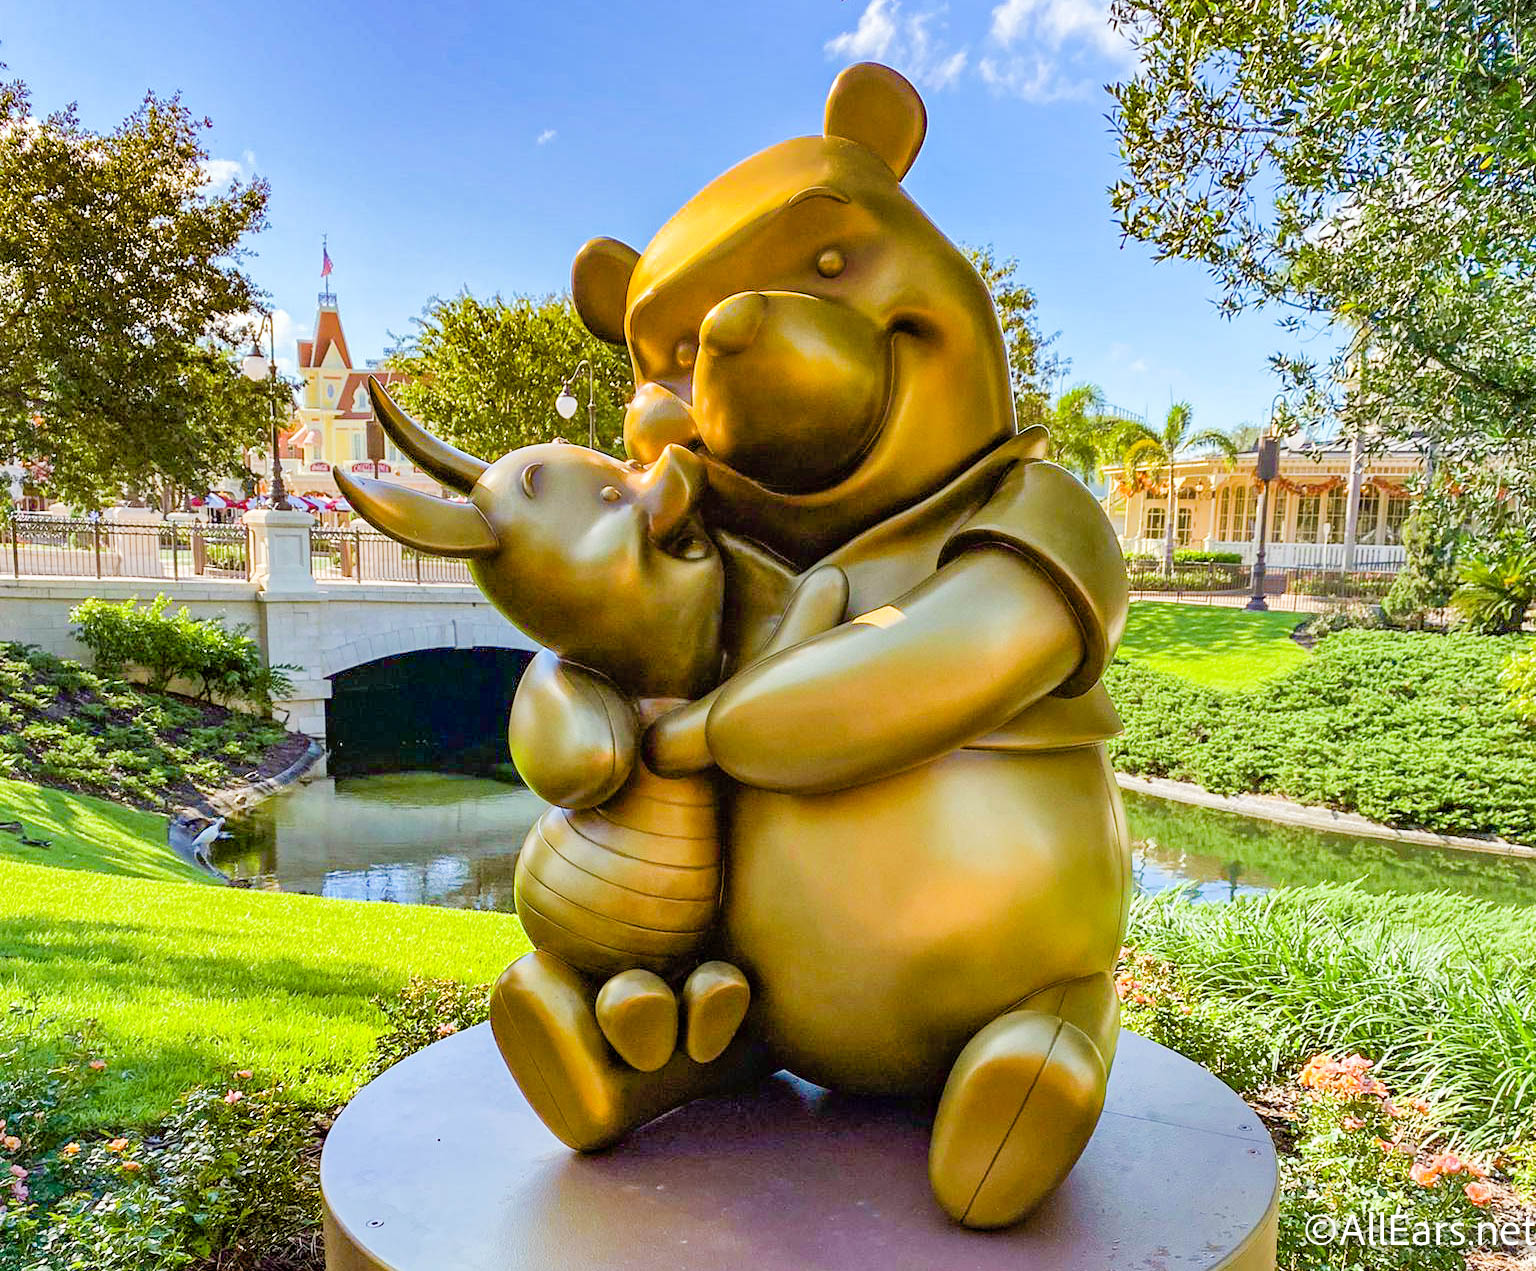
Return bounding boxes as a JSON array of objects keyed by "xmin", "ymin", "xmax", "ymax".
[
  {"xmin": 2, "ymin": 513, "xmax": 250, "ymax": 581},
  {"xmin": 308, "ymin": 526, "xmax": 473, "ymax": 584},
  {"xmin": 1125, "ymin": 558, "xmax": 1402, "ymax": 613}
]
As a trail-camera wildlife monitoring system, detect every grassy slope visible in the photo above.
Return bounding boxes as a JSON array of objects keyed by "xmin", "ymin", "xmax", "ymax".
[
  {"xmin": 0, "ymin": 857, "xmax": 530, "ymax": 1128},
  {"xmin": 0, "ymin": 777, "xmax": 210, "ymax": 884},
  {"xmin": 1116, "ymin": 600, "xmax": 1309, "ymax": 690}
]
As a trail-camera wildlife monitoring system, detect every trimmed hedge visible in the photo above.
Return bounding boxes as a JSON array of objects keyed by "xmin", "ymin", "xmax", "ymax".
[{"xmin": 1106, "ymin": 630, "xmax": 1536, "ymax": 841}]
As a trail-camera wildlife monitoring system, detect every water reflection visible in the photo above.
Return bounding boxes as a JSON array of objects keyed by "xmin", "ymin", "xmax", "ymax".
[
  {"xmin": 216, "ymin": 773, "xmax": 1536, "ymax": 912},
  {"xmin": 214, "ymin": 773, "xmax": 543, "ymax": 910}
]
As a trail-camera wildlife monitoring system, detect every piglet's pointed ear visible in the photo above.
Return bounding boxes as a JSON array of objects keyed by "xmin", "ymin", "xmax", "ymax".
[
  {"xmin": 825, "ymin": 62, "xmax": 927, "ymax": 180},
  {"xmin": 572, "ymin": 237, "xmax": 640, "ymax": 346},
  {"xmin": 334, "ymin": 469, "xmax": 499, "ymax": 559}
]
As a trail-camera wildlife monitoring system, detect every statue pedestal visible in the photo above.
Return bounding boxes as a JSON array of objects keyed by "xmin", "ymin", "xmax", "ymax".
[{"xmin": 322, "ymin": 1024, "xmax": 1277, "ymax": 1271}]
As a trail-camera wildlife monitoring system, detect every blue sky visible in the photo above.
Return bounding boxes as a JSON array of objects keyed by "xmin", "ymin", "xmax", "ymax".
[{"xmin": 5, "ymin": 0, "xmax": 1297, "ymax": 431}]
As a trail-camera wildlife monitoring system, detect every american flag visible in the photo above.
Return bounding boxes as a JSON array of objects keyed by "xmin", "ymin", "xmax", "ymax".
[{"xmin": 321, "ymin": 245, "xmax": 333, "ymax": 278}]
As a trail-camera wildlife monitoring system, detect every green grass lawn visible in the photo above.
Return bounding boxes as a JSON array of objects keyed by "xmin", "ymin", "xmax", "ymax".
[
  {"xmin": 0, "ymin": 856, "xmax": 530, "ymax": 1128},
  {"xmin": 0, "ymin": 777, "xmax": 211, "ymax": 884},
  {"xmin": 1116, "ymin": 601, "xmax": 1309, "ymax": 690}
]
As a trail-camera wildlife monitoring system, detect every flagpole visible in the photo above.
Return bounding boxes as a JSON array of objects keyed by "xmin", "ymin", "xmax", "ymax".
[{"xmin": 321, "ymin": 234, "xmax": 331, "ymax": 301}]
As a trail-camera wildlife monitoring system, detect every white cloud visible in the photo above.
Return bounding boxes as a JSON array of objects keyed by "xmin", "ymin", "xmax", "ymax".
[
  {"xmin": 199, "ymin": 157, "xmax": 243, "ymax": 186},
  {"xmin": 199, "ymin": 149, "xmax": 259, "ymax": 187},
  {"xmin": 978, "ymin": 0, "xmax": 1135, "ymax": 102},
  {"xmin": 825, "ymin": 1, "xmax": 969, "ymax": 91},
  {"xmin": 536, "ymin": 128, "xmax": 557, "ymax": 146}
]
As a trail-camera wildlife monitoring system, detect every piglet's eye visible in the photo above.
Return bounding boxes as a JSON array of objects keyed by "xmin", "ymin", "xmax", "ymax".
[
  {"xmin": 521, "ymin": 464, "xmax": 542, "ymax": 498},
  {"xmin": 600, "ymin": 486, "xmax": 622, "ymax": 503}
]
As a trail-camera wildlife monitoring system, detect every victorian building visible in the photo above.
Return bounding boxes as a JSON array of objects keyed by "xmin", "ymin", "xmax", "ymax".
[{"xmin": 1101, "ymin": 440, "xmax": 1426, "ymax": 571}]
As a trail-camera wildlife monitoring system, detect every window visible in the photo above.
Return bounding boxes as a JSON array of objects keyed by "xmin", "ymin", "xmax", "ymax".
[
  {"xmin": 1295, "ymin": 495, "xmax": 1321, "ymax": 542},
  {"xmin": 349, "ymin": 431, "xmax": 364, "ymax": 461},
  {"xmin": 1176, "ymin": 507, "xmax": 1193, "ymax": 546},
  {"xmin": 1228, "ymin": 485, "xmax": 1253, "ymax": 537},
  {"xmin": 1216, "ymin": 487, "xmax": 1230, "ymax": 540},
  {"xmin": 1384, "ymin": 495, "xmax": 1412, "ymax": 544},
  {"xmin": 352, "ymin": 384, "xmax": 370, "ymax": 412},
  {"xmin": 1358, "ymin": 489, "xmax": 1381, "ymax": 543},
  {"xmin": 1326, "ymin": 488, "xmax": 1347, "ymax": 543},
  {"xmin": 1143, "ymin": 505, "xmax": 1166, "ymax": 539},
  {"xmin": 1271, "ymin": 491, "xmax": 1289, "ymax": 542}
]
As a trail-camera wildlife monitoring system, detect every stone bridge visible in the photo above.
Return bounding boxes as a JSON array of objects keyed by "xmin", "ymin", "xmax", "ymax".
[{"xmin": 0, "ymin": 509, "xmax": 536, "ymax": 747}]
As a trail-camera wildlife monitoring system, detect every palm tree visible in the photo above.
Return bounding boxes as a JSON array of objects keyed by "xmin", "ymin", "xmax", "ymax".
[
  {"xmin": 1116, "ymin": 403, "xmax": 1238, "ymax": 575},
  {"xmin": 1046, "ymin": 383, "xmax": 1116, "ymax": 481}
]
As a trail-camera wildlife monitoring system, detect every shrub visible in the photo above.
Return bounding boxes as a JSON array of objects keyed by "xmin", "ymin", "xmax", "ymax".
[
  {"xmin": 1106, "ymin": 630, "xmax": 1536, "ymax": 840},
  {"xmin": 0, "ymin": 1008, "xmax": 323, "ymax": 1271},
  {"xmin": 1500, "ymin": 645, "xmax": 1536, "ymax": 726},
  {"xmin": 1128, "ymin": 885, "xmax": 1536, "ymax": 1147},
  {"xmin": 70, "ymin": 595, "xmax": 294, "ymax": 707},
  {"xmin": 1451, "ymin": 545, "xmax": 1536, "ymax": 635},
  {"xmin": 0, "ymin": 642, "xmax": 292, "ymax": 810},
  {"xmin": 366, "ymin": 976, "xmax": 489, "ymax": 1080},
  {"xmin": 1126, "ymin": 549, "xmax": 1243, "ymax": 566}
]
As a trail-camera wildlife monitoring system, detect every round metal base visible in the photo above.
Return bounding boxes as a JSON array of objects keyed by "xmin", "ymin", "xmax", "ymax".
[{"xmin": 322, "ymin": 1024, "xmax": 1277, "ymax": 1270}]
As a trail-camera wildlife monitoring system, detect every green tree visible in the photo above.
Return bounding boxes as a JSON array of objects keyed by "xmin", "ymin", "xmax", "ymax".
[
  {"xmin": 0, "ymin": 71, "xmax": 274, "ymax": 509},
  {"xmin": 1108, "ymin": 0, "xmax": 1536, "ymax": 535},
  {"xmin": 1116, "ymin": 403, "xmax": 1238, "ymax": 574},
  {"xmin": 963, "ymin": 245, "xmax": 1067, "ymax": 430},
  {"xmin": 384, "ymin": 292, "xmax": 632, "ymax": 459},
  {"xmin": 1046, "ymin": 383, "xmax": 1117, "ymax": 480}
]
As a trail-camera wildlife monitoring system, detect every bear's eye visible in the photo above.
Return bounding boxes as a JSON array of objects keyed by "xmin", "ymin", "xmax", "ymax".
[
  {"xmin": 816, "ymin": 248, "xmax": 846, "ymax": 278},
  {"xmin": 675, "ymin": 338, "xmax": 697, "ymax": 370},
  {"xmin": 600, "ymin": 486, "xmax": 623, "ymax": 503}
]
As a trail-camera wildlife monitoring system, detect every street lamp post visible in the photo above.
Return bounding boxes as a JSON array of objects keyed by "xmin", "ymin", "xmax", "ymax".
[
  {"xmin": 555, "ymin": 359, "xmax": 596, "ymax": 449},
  {"xmin": 1246, "ymin": 393, "xmax": 1285, "ymax": 611},
  {"xmin": 241, "ymin": 313, "xmax": 290, "ymax": 511}
]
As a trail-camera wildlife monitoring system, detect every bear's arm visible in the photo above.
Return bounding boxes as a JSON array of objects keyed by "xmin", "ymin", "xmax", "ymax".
[
  {"xmin": 508, "ymin": 649, "xmax": 637, "ymax": 809},
  {"xmin": 702, "ymin": 546, "xmax": 1083, "ymax": 794}
]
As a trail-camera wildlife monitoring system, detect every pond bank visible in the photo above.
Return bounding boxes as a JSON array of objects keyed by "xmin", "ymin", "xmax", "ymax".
[{"xmin": 1118, "ymin": 772, "xmax": 1536, "ymax": 858}]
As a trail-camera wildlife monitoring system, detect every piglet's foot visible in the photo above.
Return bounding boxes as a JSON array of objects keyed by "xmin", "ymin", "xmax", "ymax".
[
  {"xmin": 682, "ymin": 961, "xmax": 751, "ymax": 1063},
  {"xmin": 594, "ymin": 961, "xmax": 751, "ymax": 1070},
  {"xmin": 491, "ymin": 950, "xmax": 767, "ymax": 1153},
  {"xmin": 596, "ymin": 969, "xmax": 677, "ymax": 1072}
]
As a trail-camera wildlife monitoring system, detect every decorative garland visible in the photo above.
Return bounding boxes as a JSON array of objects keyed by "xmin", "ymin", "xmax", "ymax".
[
  {"xmin": 1275, "ymin": 475, "xmax": 1345, "ymax": 496},
  {"xmin": 1365, "ymin": 476, "xmax": 1411, "ymax": 495}
]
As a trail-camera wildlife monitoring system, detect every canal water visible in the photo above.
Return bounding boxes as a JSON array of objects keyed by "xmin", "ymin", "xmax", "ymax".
[{"xmin": 213, "ymin": 774, "xmax": 1536, "ymax": 911}]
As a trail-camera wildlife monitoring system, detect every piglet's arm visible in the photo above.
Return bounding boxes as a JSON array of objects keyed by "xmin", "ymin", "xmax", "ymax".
[
  {"xmin": 704, "ymin": 547, "xmax": 1081, "ymax": 794},
  {"xmin": 509, "ymin": 649, "xmax": 637, "ymax": 809}
]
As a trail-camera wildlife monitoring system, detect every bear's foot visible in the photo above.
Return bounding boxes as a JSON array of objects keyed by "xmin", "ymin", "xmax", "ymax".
[
  {"xmin": 928, "ymin": 1010, "xmax": 1106, "ymax": 1229},
  {"xmin": 490, "ymin": 950, "xmax": 770, "ymax": 1152}
]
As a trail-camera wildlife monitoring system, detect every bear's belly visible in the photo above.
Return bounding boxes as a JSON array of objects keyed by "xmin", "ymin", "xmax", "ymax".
[{"xmin": 722, "ymin": 744, "xmax": 1129, "ymax": 1096}]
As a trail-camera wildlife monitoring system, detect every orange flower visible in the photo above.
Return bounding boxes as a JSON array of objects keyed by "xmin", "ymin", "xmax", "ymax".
[
  {"xmin": 60, "ymin": 1143, "xmax": 79, "ymax": 1157},
  {"xmin": 121, "ymin": 1160, "xmax": 142, "ymax": 1174},
  {"xmin": 1464, "ymin": 1181, "xmax": 1494, "ymax": 1207},
  {"xmin": 1342, "ymin": 1116, "xmax": 1366, "ymax": 1132},
  {"xmin": 105, "ymin": 1138, "xmax": 128, "ymax": 1153},
  {"xmin": 1, "ymin": 1135, "xmax": 19, "ymax": 1152},
  {"xmin": 223, "ymin": 1090, "xmax": 243, "ymax": 1105},
  {"xmin": 1410, "ymin": 1160, "xmax": 1441, "ymax": 1188},
  {"xmin": 1435, "ymin": 1152, "xmax": 1465, "ymax": 1176},
  {"xmin": 1406, "ymin": 1097, "xmax": 1432, "ymax": 1115},
  {"xmin": 236, "ymin": 1070, "xmax": 253, "ymax": 1080},
  {"xmin": 87, "ymin": 1059, "xmax": 107, "ymax": 1072},
  {"xmin": 436, "ymin": 1023, "xmax": 457, "ymax": 1037}
]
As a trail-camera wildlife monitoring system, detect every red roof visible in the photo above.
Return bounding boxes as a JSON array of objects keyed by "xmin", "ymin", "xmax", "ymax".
[
  {"xmin": 303, "ymin": 305, "xmax": 352, "ymax": 369},
  {"xmin": 336, "ymin": 369, "xmax": 409, "ymax": 418}
]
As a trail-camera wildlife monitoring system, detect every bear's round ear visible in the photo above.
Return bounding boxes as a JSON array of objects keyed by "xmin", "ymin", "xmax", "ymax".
[
  {"xmin": 824, "ymin": 62, "xmax": 927, "ymax": 180},
  {"xmin": 571, "ymin": 237, "xmax": 640, "ymax": 346}
]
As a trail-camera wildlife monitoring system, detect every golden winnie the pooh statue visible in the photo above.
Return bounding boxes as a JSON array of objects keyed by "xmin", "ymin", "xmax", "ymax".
[{"xmin": 339, "ymin": 62, "xmax": 1131, "ymax": 1231}]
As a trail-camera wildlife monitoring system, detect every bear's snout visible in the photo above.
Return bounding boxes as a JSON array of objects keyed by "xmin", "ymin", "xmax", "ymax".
[
  {"xmin": 693, "ymin": 291, "xmax": 888, "ymax": 493},
  {"xmin": 700, "ymin": 292, "xmax": 768, "ymax": 357}
]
